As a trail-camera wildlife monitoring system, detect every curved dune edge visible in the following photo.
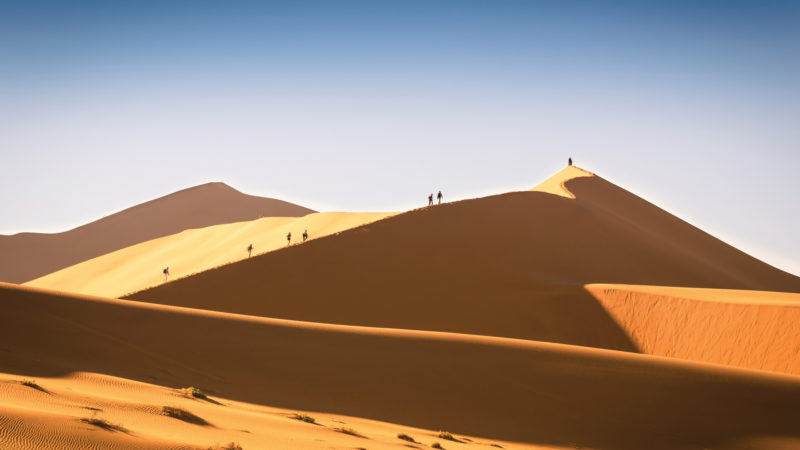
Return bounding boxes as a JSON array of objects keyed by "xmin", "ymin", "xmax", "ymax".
[
  {"xmin": 25, "ymin": 211, "xmax": 395, "ymax": 298},
  {"xmin": 4, "ymin": 283, "xmax": 800, "ymax": 449},
  {"xmin": 530, "ymin": 165, "xmax": 594, "ymax": 198},
  {"xmin": 586, "ymin": 283, "xmax": 800, "ymax": 375}
]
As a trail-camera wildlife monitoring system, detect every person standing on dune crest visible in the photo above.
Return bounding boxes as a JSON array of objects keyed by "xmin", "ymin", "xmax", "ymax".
[
  {"xmin": 568, "ymin": 157, "xmax": 572, "ymax": 166},
  {"xmin": 162, "ymin": 267, "xmax": 169, "ymax": 281},
  {"xmin": 286, "ymin": 232, "xmax": 292, "ymax": 246},
  {"xmin": 247, "ymin": 243, "xmax": 253, "ymax": 257},
  {"xmin": 303, "ymin": 229, "xmax": 308, "ymax": 242},
  {"xmin": 437, "ymin": 191, "xmax": 443, "ymax": 204},
  {"xmin": 428, "ymin": 193, "xmax": 433, "ymax": 206}
]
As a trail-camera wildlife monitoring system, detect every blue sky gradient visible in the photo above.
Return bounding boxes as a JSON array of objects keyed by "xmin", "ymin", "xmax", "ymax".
[{"xmin": 1, "ymin": 1, "xmax": 799, "ymax": 275}]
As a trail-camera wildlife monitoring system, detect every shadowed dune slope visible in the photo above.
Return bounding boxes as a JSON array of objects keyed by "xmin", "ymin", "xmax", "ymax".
[
  {"xmin": 4, "ymin": 283, "xmax": 800, "ymax": 449},
  {"xmin": 26, "ymin": 211, "xmax": 394, "ymax": 298},
  {"xmin": 128, "ymin": 168, "xmax": 800, "ymax": 348},
  {"xmin": 0, "ymin": 182, "xmax": 314, "ymax": 284},
  {"xmin": 586, "ymin": 284, "xmax": 800, "ymax": 376}
]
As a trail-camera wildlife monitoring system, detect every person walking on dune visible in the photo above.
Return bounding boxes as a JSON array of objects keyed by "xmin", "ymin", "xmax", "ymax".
[
  {"xmin": 286, "ymin": 232, "xmax": 292, "ymax": 246},
  {"xmin": 162, "ymin": 267, "xmax": 169, "ymax": 282},
  {"xmin": 302, "ymin": 229, "xmax": 308, "ymax": 242},
  {"xmin": 437, "ymin": 190, "xmax": 443, "ymax": 204},
  {"xmin": 428, "ymin": 193, "xmax": 433, "ymax": 206},
  {"xmin": 568, "ymin": 157, "xmax": 572, "ymax": 166},
  {"xmin": 247, "ymin": 243, "xmax": 253, "ymax": 257}
]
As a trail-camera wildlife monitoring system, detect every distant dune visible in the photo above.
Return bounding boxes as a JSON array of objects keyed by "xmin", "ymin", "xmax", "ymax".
[
  {"xmin": 27, "ymin": 211, "xmax": 395, "ymax": 298},
  {"xmin": 0, "ymin": 182, "xmax": 314, "ymax": 283},
  {"xmin": 4, "ymin": 282, "xmax": 800, "ymax": 449},
  {"xmin": 127, "ymin": 167, "xmax": 800, "ymax": 349}
]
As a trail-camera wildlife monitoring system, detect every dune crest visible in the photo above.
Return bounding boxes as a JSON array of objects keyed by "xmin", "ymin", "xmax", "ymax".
[
  {"xmin": 26, "ymin": 211, "xmax": 395, "ymax": 298},
  {"xmin": 586, "ymin": 284, "xmax": 800, "ymax": 375},
  {"xmin": 0, "ymin": 182, "xmax": 315, "ymax": 284},
  {"xmin": 530, "ymin": 165, "xmax": 594, "ymax": 198}
]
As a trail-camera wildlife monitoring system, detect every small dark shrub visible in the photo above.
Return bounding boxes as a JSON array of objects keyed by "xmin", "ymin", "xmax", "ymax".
[
  {"xmin": 398, "ymin": 433, "xmax": 417, "ymax": 443},
  {"xmin": 293, "ymin": 413, "xmax": 316, "ymax": 424},
  {"xmin": 335, "ymin": 426, "xmax": 364, "ymax": 437},
  {"xmin": 181, "ymin": 386, "xmax": 208, "ymax": 399},
  {"xmin": 432, "ymin": 443, "xmax": 445, "ymax": 449}
]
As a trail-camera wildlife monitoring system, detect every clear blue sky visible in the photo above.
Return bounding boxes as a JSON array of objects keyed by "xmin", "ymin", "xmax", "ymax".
[{"xmin": 1, "ymin": 1, "xmax": 798, "ymax": 276}]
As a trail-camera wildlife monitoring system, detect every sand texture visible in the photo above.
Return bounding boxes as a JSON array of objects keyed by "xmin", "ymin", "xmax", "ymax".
[
  {"xmin": 5, "ymin": 166, "xmax": 800, "ymax": 449},
  {"xmin": 4, "ymin": 283, "xmax": 800, "ymax": 449},
  {"xmin": 0, "ymin": 182, "xmax": 314, "ymax": 284}
]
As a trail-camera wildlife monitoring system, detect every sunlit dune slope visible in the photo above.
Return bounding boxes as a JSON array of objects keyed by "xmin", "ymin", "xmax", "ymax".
[
  {"xmin": 0, "ymin": 182, "xmax": 314, "ymax": 284},
  {"xmin": 4, "ymin": 283, "xmax": 800, "ymax": 449},
  {"xmin": 0, "ymin": 372, "xmax": 524, "ymax": 450},
  {"xmin": 128, "ymin": 167, "xmax": 800, "ymax": 348},
  {"xmin": 26, "ymin": 211, "xmax": 394, "ymax": 298},
  {"xmin": 586, "ymin": 284, "xmax": 800, "ymax": 375}
]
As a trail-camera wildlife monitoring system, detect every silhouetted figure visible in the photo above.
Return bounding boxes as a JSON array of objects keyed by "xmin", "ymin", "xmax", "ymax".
[
  {"xmin": 568, "ymin": 157, "xmax": 572, "ymax": 166},
  {"xmin": 162, "ymin": 267, "xmax": 169, "ymax": 282},
  {"xmin": 287, "ymin": 232, "xmax": 292, "ymax": 246},
  {"xmin": 428, "ymin": 193, "xmax": 434, "ymax": 206},
  {"xmin": 302, "ymin": 229, "xmax": 308, "ymax": 242},
  {"xmin": 247, "ymin": 243, "xmax": 253, "ymax": 257},
  {"xmin": 437, "ymin": 191, "xmax": 443, "ymax": 204}
]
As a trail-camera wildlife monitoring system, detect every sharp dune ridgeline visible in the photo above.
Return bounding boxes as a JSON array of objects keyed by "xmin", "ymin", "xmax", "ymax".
[
  {"xmin": 0, "ymin": 182, "xmax": 314, "ymax": 284},
  {"xmin": 26, "ymin": 211, "xmax": 396, "ymax": 298},
  {"xmin": 127, "ymin": 166, "xmax": 800, "ymax": 350},
  {"xmin": 4, "ymin": 165, "xmax": 800, "ymax": 449}
]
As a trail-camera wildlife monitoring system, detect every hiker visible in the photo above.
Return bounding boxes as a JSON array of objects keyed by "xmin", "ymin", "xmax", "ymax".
[
  {"xmin": 247, "ymin": 243, "xmax": 253, "ymax": 257},
  {"xmin": 428, "ymin": 193, "xmax": 433, "ymax": 206},
  {"xmin": 287, "ymin": 231, "xmax": 292, "ymax": 246},
  {"xmin": 437, "ymin": 190, "xmax": 443, "ymax": 204},
  {"xmin": 162, "ymin": 267, "xmax": 169, "ymax": 281},
  {"xmin": 302, "ymin": 229, "xmax": 308, "ymax": 242},
  {"xmin": 568, "ymin": 157, "xmax": 572, "ymax": 166}
]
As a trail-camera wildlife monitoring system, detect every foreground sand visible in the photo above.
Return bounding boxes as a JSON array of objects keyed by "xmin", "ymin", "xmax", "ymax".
[
  {"xmin": 0, "ymin": 182, "xmax": 313, "ymax": 284},
  {"xmin": 27, "ymin": 211, "xmax": 394, "ymax": 298},
  {"xmin": 3, "ymin": 283, "xmax": 800, "ymax": 449},
  {"xmin": 0, "ymin": 372, "xmax": 528, "ymax": 450}
]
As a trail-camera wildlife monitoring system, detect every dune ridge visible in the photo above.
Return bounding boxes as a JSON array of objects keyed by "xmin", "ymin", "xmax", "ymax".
[
  {"xmin": 126, "ymin": 168, "xmax": 800, "ymax": 349},
  {"xmin": 4, "ymin": 282, "xmax": 800, "ymax": 449},
  {"xmin": 0, "ymin": 182, "xmax": 314, "ymax": 284},
  {"xmin": 586, "ymin": 283, "xmax": 800, "ymax": 375},
  {"xmin": 26, "ymin": 211, "xmax": 395, "ymax": 298}
]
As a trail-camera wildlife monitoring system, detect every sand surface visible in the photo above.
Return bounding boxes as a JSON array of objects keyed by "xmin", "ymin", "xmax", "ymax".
[
  {"xmin": 0, "ymin": 182, "xmax": 314, "ymax": 284},
  {"xmin": 586, "ymin": 283, "xmax": 800, "ymax": 375},
  {"xmin": 0, "ymin": 371, "xmax": 529, "ymax": 450},
  {"xmin": 6, "ymin": 166, "xmax": 800, "ymax": 449},
  {"xmin": 4, "ymin": 283, "xmax": 800, "ymax": 450},
  {"xmin": 126, "ymin": 168, "xmax": 800, "ymax": 348},
  {"xmin": 27, "ymin": 211, "xmax": 394, "ymax": 298}
]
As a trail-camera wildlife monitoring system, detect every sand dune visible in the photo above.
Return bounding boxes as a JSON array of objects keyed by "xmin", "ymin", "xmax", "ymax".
[
  {"xmin": 126, "ymin": 167, "xmax": 800, "ymax": 348},
  {"xmin": 26, "ymin": 211, "xmax": 394, "ymax": 298},
  {"xmin": 586, "ymin": 283, "xmax": 800, "ymax": 375},
  {"xmin": 4, "ymin": 282, "xmax": 800, "ymax": 449},
  {"xmin": 0, "ymin": 182, "xmax": 314, "ymax": 284}
]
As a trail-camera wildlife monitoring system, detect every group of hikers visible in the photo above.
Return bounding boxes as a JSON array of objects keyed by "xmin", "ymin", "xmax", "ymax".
[
  {"xmin": 428, "ymin": 190, "xmax": 444, "ymax": 206},
  {"xmin": 162, "ymin": 159, "xmax": 572, "ymax": 282},
  {"xmin": 162, "ymin": 229, "xmax": 310, "ymax": 281}
]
